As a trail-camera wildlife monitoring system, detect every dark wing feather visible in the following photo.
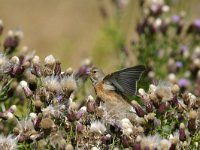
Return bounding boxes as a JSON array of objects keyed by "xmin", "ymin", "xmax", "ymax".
[{"xmin": 104, "ymin": 65, "xmax": 145, "ymax": 96}]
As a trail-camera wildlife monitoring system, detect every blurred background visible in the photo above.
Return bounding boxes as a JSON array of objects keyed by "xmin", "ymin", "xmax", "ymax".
[{"xmin": 0, "ymin": 0, "xmax": 200, "ymax": 72}]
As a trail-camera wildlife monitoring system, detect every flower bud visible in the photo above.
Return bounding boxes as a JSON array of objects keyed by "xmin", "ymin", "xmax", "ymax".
[
  {"xmin": 171, "ymin": 84, "xmax": 180, "ymax": 95},
  {"xmin": 145, "ymin": 101, "xmax": 153, "ymax": 113},
  {"xmin": 132, "ymin": 136, "xmax": 141, "ymax": 150},
  {"xmin": 4, "ymin": 30, "xmax": 20, "ymax": 54},
  {"xmin": 31, "ymin": 64, "xmax": 42, "ymax": 77},
  {"xmin": 179, "ymin": 123, "xmax": 186, "ymax": 141},
  {"xmin": 20, "ymin": 80, "xmax": 33, "ymax": 97},
  {"xmin": 0, "ymin": 20, "xmax": 3, "ymax": 35},
  {"xmin": 121, "ymin": 135, "xmax": 131, "ymax": 148},
  {"xmin": 76, "ymin": 123, "xmax": 84, "ymax": 133},
  {"xmin": 67, "ymin": 110, "xmax": 78, "ymax": 122},
  {"xmin": 101, "ymin": 134, "xmax": 111, "ymax": 145},
  {"xmin": 87, "ymin": 96, "xmax": 95, "ymax": 113},
  {"xmin": 34, "ymin": 100, "xmax": 43, "ymax": 113},
  {"xmin": 188, "ymin": 110, "xmax": 197, "ymax": 132},
  {"xmin": 65, "ymin": 144, "xmax": 73, "ymax": 150},
  {"xmin": 54, "ymin": 61, "xmax": 61, "ymax": 76},
  {"xmin": 44, "ymin": 55, "xmax": 56, "ymax": 66},
  {"xmin": 158, "ymin": 102, "xmax": 169, "ymax": 114},
  {"xmin": 32, "ymin": 55, "xmax": 40, "ymax": 64},
  {"xmin": 40, "ymin": 117, "xmax": 54, "ymax": 135},
  {"xmin": 66, "ymin": 67, "xmax": 73, "ymax": 75},
  {"xmin": 131, "ymin": 101, "xmax": 145, "ymax": 117}
]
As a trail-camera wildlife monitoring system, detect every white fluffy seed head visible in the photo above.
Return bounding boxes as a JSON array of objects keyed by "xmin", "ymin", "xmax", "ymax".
[
  {"xmin": 87, "ymin": 95, "xmax": 94, "ymax": 101},
  {"xmin": 90, "ymin": 121, "xmax": 106, "ymax": 134},
  {"xmin": 0, "ymin": 20, "xmax": 3, "ymax": 25},
  {"xmin": 123, "ymin": 128, "xmax": 133, "ymax": 135},
  {"xmin": 189, "ymin": 110, "xmax": 197, "ymax": 119},
  {"xmin": 44, "ymin": 55, "xmax": 56, "ymax": 65},
  {"xmin": 180, "ymin": 123, "xmax": 185, "ymax": 129},
  {"xmin": 138, "ymin": 88, "xmax": 146, "ymax": 95},
  {"xmin": 136, "ymin": 135, "xmax": 142, "ymax": 142},
  {"xmin": 32, "ymin": 55, "xmax": 40, "ymax": 64},
  {"xmin": 160, "ymin": 139, "xmax": 171, "ymax": 150},
  {"xmin": 66, "ymin": 67, "xmax": 73, "ymax": 75},
  {"xmin": 44, "ymin": 76, "xmax": 62, "ymax": 92},
  {"xmin": 149, "ymin": 84, "xmax": 157, "ymax": 93},
  {"xmin": 10, "ymin": 56, "xmax": 20, "ymax": 64},
  {"xmin": 8, "ymin": 30, "xmax": 14, "ymax": 36},
  {"xmin": 91, "ymin": 147, "xmax": 99, "ymax": 150},
  {"xmin": 10, "ymin": 105, "xmax": 17, "ymax": 112},
  {"xmin": 20, "ymin": 80, "xmax": 28, "ymax": 88},
  {"xmin": 61, "ymin": 76, "xmax": 77, "ymax": 92},
  {"xmin": 30, "ymin": 113, "xmax": 37, "ymax": 120}
]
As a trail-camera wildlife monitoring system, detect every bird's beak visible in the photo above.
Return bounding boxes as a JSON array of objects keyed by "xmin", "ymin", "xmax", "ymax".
[{"xmin": 86, "ymin": 68, "xmax": 91, "ymax": 75}]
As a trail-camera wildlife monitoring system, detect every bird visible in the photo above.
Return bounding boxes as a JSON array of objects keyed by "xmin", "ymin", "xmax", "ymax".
[{"xmin": 87, "ymin": 65, "xmax": 145, "ymax": 123}]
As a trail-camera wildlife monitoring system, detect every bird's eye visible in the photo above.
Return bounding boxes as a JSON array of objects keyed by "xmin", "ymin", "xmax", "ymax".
[{"xmin": 93, "ymin": 70, "xmax": 97, "ymax": 73}]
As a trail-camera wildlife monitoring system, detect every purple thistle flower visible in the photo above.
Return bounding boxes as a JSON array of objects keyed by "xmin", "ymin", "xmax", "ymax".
[
  {"xmin": 176, "ymin": 61, "xmax": 183, "ymax": 68},
  {"xmin": 180, "ymin": 45, "xmax": 188, "ymax": 53},
  {"xmin": 194, "ymin": 19, "xmax": 200, "ymax": 28},
  {"xmin": 178, "ymin": 79, "xmax": 189, "ymax": 88},
  {"xmin": 171, "ymin": 15, "xmax": 181, "ymax": 24}
]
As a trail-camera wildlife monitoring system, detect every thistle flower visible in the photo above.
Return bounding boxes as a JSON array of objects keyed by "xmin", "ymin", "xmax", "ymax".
[
  {"xmin": 30, "ymin": 112, "xmax": 37, "ymax": 120},
  {"xmin": 76, "ymin": 123, "xmax": 85, "ymax": 133},
  {"xmin": 160, "ymin": 139, "xmax": 171, "ymax": 150},
  {"xmin": 121, "ymin": 135, "xmax": 131, "ymax": 147},
  {"xmin": 171, "ymin": 84, "xmax": 180, "ymax": 95},
  {"xmin": 60, "ymin": 75, "xmax": 77, "ymax": 93},
  {"xmin": 91, "ymin": 147, "xmax": 100, "ymax": 150},
  {"xmin": 169, "ymin": 132, "xmax": 179, "ymax": 150},
  {"xmin": 32, "ymin": 55, "xmax": 40, "ymax": 64},
  {"xmin": 140, "ymin": 134, "xmax": 161, "ymax": 150},
  {"xmin": 67, "ymin": 109, "xmax": 78, "ymax": 122},
  {"xmin": 144, "ymin": 113, "xmax": 156, "ymax": 123},
  {"xmin": 20, "ymin": 80, "xmax": 33, "ymax": 97},
  {"xmin": 188, "ymin": 110, "xmax": 197, "ymax": 132},
  {"xmin": 66, "ymin": 67, "xmax": 73, "ymax": 75},
  {"xmin": 31, "ymin": 63, "xmax": 42, "ymax": 77},
  {"xmin": 87, "ymin": 95, "xmax": 95, "ymax": 113},
  {"xmin": 40, "ymin": 118, "xmax": 54, "ymax": 136},
  {"xmin": 133, "ymin": 135, "xmax": 142, "ymax": 150},
  {"xmin": 54, "ymin": 61, "xmax": 61, "ymax": 76},
  {"xmin": 49, "ymin": 132, "xmax": 66, "ymax": 149},
  {"xmin": 15, "ymin": 118, "xmax": 35, "ymax": 142},
  {"xmin": 34, "ymin": 100, "xmax": 43, "ymax": 113},
  {"xmin": 158, "ymin": 101, "xmax": 169, "ymax": 114},
  {"xmin": 120, "ymin": 118, "xmax": 133, "ymax": 135},
  {"xmin": 0, "ymin": 134, "xmax": 17, "ymax": 150},
  {"xmin": 90, "ymin": 121, "xmax": 106, "ymax": 134},
  {"xmin": 4, "ymin": 30, "xmax": 22, "ymax": 54},
  {"xmin": 178, "ymin": 79, "xmax": 189, "ymax": 91},
  {"xmin": 0, "ymin": 19, "xmax": 3, "ymax": 35},
  {"xmin": 154, "ymin": 82, "xmax": 173, "ymax": 101},
  {"xmin": 43, "ymin": 76, "xmax": 62, "ymax": 92},
  {"xmin": 131, "ymin": 101, "xmax": 145, "ymax": 117},
  {"xmin": 44, "ymin": 54, "xmax": 56, "ymax": 66},
  {"xmin": 179, "ymin": 123, "xmax": 186, "ymax": 141},
  {"xmin": 42, "ymin": 104, "xmax": 64, "ymax": 118},
  {"xmin": 0, "ymin": 53, "xmax": 11, "ymax": 73},
  {"xmin": 65, "ymin": 143, "xmax": 73, "ymax": 150}
]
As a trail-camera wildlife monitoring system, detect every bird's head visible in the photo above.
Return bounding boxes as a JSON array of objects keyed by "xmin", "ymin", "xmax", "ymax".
[{"xmin": 87, "ymin": 67, "xmax": 105, "ymax": 85}]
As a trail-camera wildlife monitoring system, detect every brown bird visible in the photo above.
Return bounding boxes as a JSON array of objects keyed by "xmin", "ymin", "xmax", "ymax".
[{"xmin": 87, "ymin": 65, "xmax": 145, "ymax": 123}]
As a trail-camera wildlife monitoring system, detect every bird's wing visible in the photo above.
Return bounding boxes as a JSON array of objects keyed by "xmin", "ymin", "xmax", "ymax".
[{"xmin": 103, "ymin": 65, "xmax": 145, "ymax": 96}]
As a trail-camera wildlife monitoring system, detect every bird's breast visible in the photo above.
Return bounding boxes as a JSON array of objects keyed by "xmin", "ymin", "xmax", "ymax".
[{"xmin": 94, "ymin": 82, "xmax": 128, "ymax": 106}]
